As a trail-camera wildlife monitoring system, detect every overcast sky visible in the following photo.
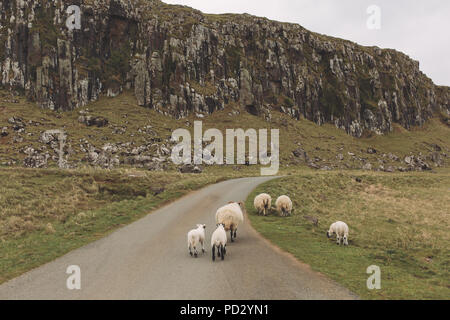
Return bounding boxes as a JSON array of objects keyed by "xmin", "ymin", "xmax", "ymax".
[{"xmin": 164, "ymin": 0, "xmax": 450, "ymax": 86}]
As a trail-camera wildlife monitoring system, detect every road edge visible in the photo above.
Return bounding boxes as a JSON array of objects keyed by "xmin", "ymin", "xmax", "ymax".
[{"xmin": 244, "ymin": 177, "xmax": 359, "ymax": 300}]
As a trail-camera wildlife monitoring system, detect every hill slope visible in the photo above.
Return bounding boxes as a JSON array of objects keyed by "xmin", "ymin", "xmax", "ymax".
[{"xmin": 1, "ymin": 89, "xmax": 449, "ymax": 171}]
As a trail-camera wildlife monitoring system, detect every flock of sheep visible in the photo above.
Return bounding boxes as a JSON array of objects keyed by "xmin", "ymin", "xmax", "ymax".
[
  {"xmin": 254, "ymin": 193, "xmax": 349, "ymax": 246},
  {"xmin": 187, "ymin": 201, "xmax": 245, "ymax": 261},
  {"xmin": 187, "ymin": 193, "xmax": 349, "ymax": 262}
]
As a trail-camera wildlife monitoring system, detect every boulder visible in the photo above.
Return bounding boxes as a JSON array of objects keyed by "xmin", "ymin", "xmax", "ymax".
[
  {"xmin": 384, "ymin": 166, "xmax": 395, "ymax": 173},
  {"xmin": 362, "ymin": 163, "xmax": 372, "ymax": 171},
  {"xmin": 308, "ymin": 162, "xmax": 320, "ymax": 170},
  {"xmin": 39, "ymin": 130, "xmax": 66, "ymax": 145},
  {"xmin": 146, "ymin": 161, "xmax": 167, "ymax": 172},
  {"xmin": 404, "ymin": 156, "xmax": 413, "ymax": 165},
  {"xmin": 292, "ymin": 148, "xmax": 308, "ymax": 161},
  {"xmin": 23, "ymin": 151, "xmax": 50, "ymax": 168},
  {"xmin": 179, "ymin": 164, "xmax": 203, "ymax": 174},
  {"xmin": 8, "ymin": 117, "xmax": 26, "ymax": 131},
  {"xmin": 1, "ymin": 127, "xmax": 8, "ymax": 137},
  {"xmin": 388, "ymin": 153, "xmax": 399, "ymax": 161},
  {"xmin": 78, "ymin": 115, "xmax": 109, "ymax": 127}
]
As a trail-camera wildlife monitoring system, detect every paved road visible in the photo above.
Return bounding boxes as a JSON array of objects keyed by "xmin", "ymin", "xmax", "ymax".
[{"xmin": 0, "ymin": 177, "xmax": 357, "ymax": 300}]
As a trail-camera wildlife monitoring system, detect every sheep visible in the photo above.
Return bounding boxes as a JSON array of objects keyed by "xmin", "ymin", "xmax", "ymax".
[
  {"xmin": 211, "ymin": 224, "xmax": 227, "ymax": 261},
  {"xmin": 327, "ymin": 221, "xmax": 349, "ymax": 246},
  {"xmin": 254, "ymin": 193, "xmax": 272, "ymax": 216},
  {"xmin": 215, "ymin": 202, "xmax": 244, "ymax": 242},
  {"xmin": 275, "ymin": 195, "xmax": 293, "ymax": 217},
  {"xmin": 187, "ymin": 224, "xmax": 206, "ymax": 257},
  {"xmin": 227, "ymin": 201, "xmax": 245, "ymax": 222}
]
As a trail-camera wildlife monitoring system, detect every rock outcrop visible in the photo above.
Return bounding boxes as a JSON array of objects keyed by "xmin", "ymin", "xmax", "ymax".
[{"xmin": 0, "ymin": 0, "xmax": 449, "ymax": 136}]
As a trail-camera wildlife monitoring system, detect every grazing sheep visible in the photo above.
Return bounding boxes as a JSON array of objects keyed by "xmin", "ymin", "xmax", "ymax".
[
  {"xmin": 254, "ymin": 193, "xmax": 272, "ymax": 216},
  {"xmin": 211, "ymin": 224, "xmax": 227, "ymax": 261},
  {"xmin": 275, "ymin": 195, "xmax": 293, "ymax": 217},
  {"xmin": 327, "ymin": 221, "xmax": 349, "ymax": 246},
  {"xmin": 187, "ymin": 224, "xmax": 206, "ymax": 257},
  {"xmin": 215, "ymin": 202, "xmax": 244, "ymax": 242}
]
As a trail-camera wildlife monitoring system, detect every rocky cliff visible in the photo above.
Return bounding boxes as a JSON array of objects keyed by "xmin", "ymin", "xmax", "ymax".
[{"xmin": 1, "ymin": 0, "xmax": 449, "ymax": 136}]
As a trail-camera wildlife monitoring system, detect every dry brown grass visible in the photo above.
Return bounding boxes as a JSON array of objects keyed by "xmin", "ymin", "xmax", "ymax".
[
  {"xmin": 0, "ymin": 165, "xmax": 260, "ymax": 284},
  {"xmin": 1, "ymin": 89, "xmax": 449, "ymax": 172}
]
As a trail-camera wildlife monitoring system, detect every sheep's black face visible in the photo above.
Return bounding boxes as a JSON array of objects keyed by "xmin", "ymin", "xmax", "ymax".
[{"xmin": 326, "ymin": 232, "xmax": 331, "ymax": 238}]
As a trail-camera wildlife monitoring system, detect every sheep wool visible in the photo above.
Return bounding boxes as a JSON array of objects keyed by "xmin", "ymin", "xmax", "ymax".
[
  {"xmin": 187, "ymin": 224, "xmax": 206, "ymax": 257},
  {"xmin": 211, "ymin": 224, "xmax": 227, "ymax": 261},
  {"xmin": 226, "ymin": 201, "xmax": 245, "ymax": 222},
  {"xmin": 254, "ymin": 193, "xmax": 272, "ymax": 216},
  {"xmin": 215, "ymin": 202, "xmax": 244, "ymax": 242},
  {"xmin": 327, "ymin": 221, "xmax": 349, "ymax": 246},
  {"xmin": 275, "ymin": 195, "xmax": 293, "ymax": 217}
]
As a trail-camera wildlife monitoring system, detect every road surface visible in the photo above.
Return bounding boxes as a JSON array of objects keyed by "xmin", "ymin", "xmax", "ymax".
[{"xmin": 0, "ymin": 177, "xmax": 357, "ymax": 300}]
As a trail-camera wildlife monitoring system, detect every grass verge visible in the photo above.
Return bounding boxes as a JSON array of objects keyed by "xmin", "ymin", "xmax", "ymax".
[{"xmin": 245, "ymin": 169, "xmax": 450, "ymax": 300}]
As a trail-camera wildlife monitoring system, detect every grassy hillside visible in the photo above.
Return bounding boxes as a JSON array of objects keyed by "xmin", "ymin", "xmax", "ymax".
[
  {"xmin": 1, "ymin": 89, "xmax": 449, "ymax": 170},
  {"xmin": 246, "ymin": 170, "xmax": 450, "ymax": 300},
  {"xmin": 0, "ymin": 166, "xmax": 259, "ymax": 284}
]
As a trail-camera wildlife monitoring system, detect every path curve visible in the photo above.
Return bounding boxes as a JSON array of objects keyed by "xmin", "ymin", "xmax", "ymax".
[{"xmin": 0, "ymin": 177, "xmax": 357, "ymax": 300}]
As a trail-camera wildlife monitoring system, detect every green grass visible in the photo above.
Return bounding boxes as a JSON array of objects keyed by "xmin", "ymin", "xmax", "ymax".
[{"xmin": 246, "ymin": 169, "xmax": 450, "ymax": 300}]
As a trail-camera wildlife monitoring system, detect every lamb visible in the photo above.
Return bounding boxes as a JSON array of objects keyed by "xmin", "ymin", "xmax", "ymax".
[
  {"xmin": 275, "ymin": 195, "xmax": 293, "ymax": 217},
  {"xmin": 327, "ymin": 221, "xmax": 349, "ymax": 246},
  {"xmin": 211, "ymin": 224, "xmax": 227, "ymax": 261},
  {"xmin": 215, "ymin": 202, "xmax": 244, "ymax": 242},
  {"xmin": 254, "ymin": 193, "xmax": 272, "ymax": 216},
  {"xmin": 187, "ymin": 224, "xmax": 206, "ymax": 257}
]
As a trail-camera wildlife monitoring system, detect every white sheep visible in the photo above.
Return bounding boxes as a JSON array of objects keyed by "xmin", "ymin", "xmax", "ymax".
[
  {"xmin": 254, "ymin": 193, "xmax": 272, "ymax": 216},
  {"xmin": 227, "ymin": 201, "xmax": 245, "ymax": 222},
  {"xmin": 187, "ymin": 224, "xmax": 206, "ymax": 257},
  {"xmin": 275, "ymin": 195, "xmax": 293, "ymax": 217},
  {"xmin": 211, "ymin": 224, "xmax": 227, "ymax": 261},
  {"xmin": 215, "ymin": 202, "xmax": 244, "ymax": 242},
  {"xmin": 327, "ymin": 221, "xmax": 349, "ymax": 246}
]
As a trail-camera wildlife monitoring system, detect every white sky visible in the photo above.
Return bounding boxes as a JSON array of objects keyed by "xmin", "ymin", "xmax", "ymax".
[{"xmin": 163, "ymin": 0, "xmax": 450, "ymax": 86}]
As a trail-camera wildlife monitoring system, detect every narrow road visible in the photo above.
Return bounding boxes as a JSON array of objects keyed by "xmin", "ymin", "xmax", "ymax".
[{"xmin": 0, "ymin": 177, "xmax": 356, "ymax": 300}]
